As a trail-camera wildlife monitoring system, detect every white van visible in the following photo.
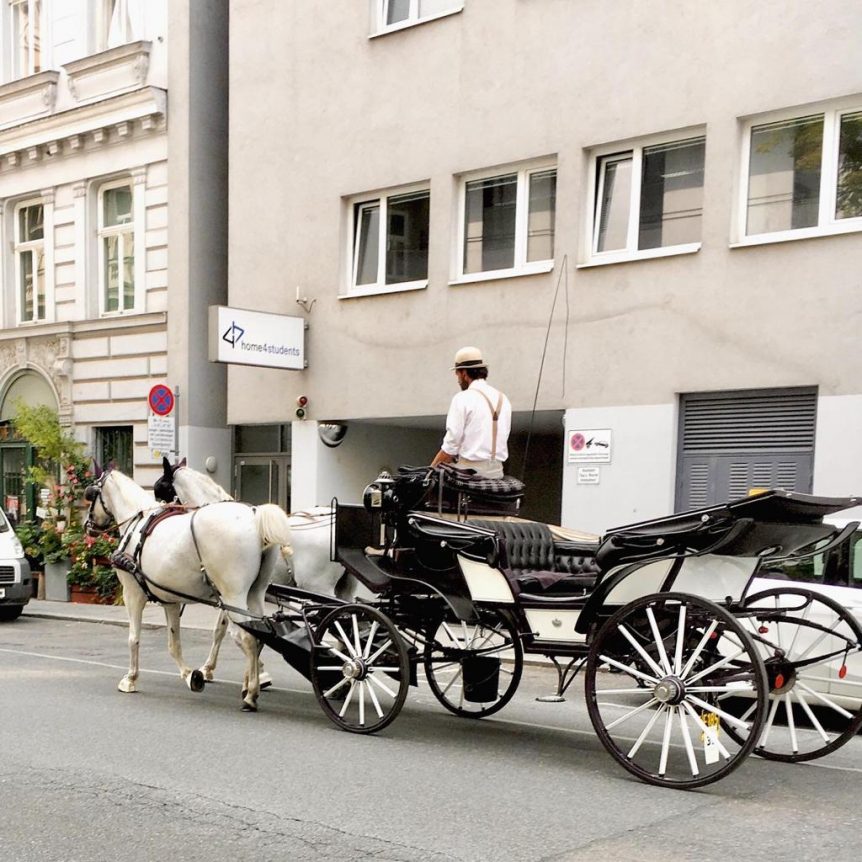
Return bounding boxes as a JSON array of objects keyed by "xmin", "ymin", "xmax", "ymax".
[{"xmin": 0, "ymin": 509, "xmax": 32, "ymax": 621}]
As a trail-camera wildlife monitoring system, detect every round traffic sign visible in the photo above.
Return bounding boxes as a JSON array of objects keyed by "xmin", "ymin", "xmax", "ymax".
[
  {"xmin": 148, "ymin": 384, "xmax": 175, "ymax": 416},
  {"xmin": 570, "ymin": 432, "xmax": 586, "ymax": 451}
]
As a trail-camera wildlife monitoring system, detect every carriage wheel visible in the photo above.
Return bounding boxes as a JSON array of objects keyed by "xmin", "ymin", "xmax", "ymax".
[
  {"xmin": 585, "ymin": 592, "xmax": 768, "ymax": 789},
  {"xmin": 310, "ymin": 604, "xmax": 410, "ymax": 734},
  {"xmin": 423, "ymin": 609, "xmax": 523, "ymax": 718},
  {"xmin": 721, "ymin": 587, "xmax": 862, "ymax": 762}
]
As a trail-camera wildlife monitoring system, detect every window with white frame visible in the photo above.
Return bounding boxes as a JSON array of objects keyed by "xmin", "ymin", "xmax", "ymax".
[
  {"xmin": 377, "ymin": 0, "xmax": 462, "ymax": 32},
  {"xmin": 98, "ymin": 181, "xmax": 135, "ymax": 313},
  {"xmin": 459, "ymin": 163, "xmax": 556, "ymax": 278},
  {"xmin": 350, "ymin": 186, "xmax": 430, "ymax": 293},
  {"xmin": 743, "ymin": 105, "xmax": 862, "ymax": 240},
  {"xmin": 8, "ymin": 0, "xmax": 41, "ymax": 79},
  {"xmin": 14, "ymin": 201, "xmax": 45, "ymax": 323},
  {"xmin": 590, "ymin": 135, "xmax": 705, "ymax": 262}
]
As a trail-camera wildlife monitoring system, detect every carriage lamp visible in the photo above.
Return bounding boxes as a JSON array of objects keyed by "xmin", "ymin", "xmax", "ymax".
[{"xmin": 295, "ymin": 395, "xmax": 308, "ymax": 419}]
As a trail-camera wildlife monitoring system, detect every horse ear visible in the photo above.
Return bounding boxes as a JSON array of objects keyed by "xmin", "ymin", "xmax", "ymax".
[
  {"xmin": 162, "ymin": 456, "xmax": 172, "ymax": 473},
  {"xmin": 92, "ymin": 458, "xmax": 103, "ymax": 477},
  {"xmin": 179, "ymin": 457, "xmax": 187, "ymax": 468},
  {"xmin": 107, "ymin": 459, "xmax": 117, "ymax": 472}
]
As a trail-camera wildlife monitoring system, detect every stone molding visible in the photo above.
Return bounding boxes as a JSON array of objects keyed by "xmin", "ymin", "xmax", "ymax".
[
  {"xmin": 64, "ymin": 41, "xmax": 152, "ymax": 104},
  {"xmin": 0, "ymin": 71, "xmax": 60, "ymax": 129},
  {"xmin": 0, "ymin": 87, "xmax": 166, "ymax": 171}
]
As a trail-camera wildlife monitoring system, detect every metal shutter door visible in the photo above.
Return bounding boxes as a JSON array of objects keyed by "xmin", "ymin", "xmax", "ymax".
[{"xmin": 676, "ymin": 388, "xmax": 816, "ymax": 512}]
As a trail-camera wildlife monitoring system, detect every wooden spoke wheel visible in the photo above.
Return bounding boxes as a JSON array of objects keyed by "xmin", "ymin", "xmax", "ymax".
[
  {"xmin": 721, "ymin": 587, "xmax": 862, "ymax": 762},
  {"xmin": 585, "ymin": 592, "xmax": 768, "ymax": 789},
  {"xmin": 310, "ymin": 604, "xmax": 410, "ymax": 734},
  {"xmin": 424, "ymin": 609, "xmax": 523, "ymax": 718}
]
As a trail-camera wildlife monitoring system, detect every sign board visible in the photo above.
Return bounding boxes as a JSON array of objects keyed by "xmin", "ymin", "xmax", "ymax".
[
  {"xmin": 148, "ymin": 414, "xmax": 176, "ymax": 456},
  {"xmin": 148, "ymin": 384, "xmax": 175, "ymax": 416},
  {"xmin": 577, "ymin": 466, "xmax": 601, "ymax": 485},
  {"xmin": 208, "ymin": 305, "xmax": 305, "ymax": 371},
  {"xmin": 567, "ymin": 429, "xmax": 612, "ymax": 463}
]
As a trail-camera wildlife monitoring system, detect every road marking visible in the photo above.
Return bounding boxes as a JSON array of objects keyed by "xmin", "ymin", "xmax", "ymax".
[{"xmin": 3, "ymin": 646, "xmax": 861, "ymax": 775}]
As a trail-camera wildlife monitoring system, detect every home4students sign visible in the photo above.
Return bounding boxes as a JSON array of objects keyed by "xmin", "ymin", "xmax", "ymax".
[{"xmin": 208, "ymin": 306, "xmax": 305, "ymax": 371}]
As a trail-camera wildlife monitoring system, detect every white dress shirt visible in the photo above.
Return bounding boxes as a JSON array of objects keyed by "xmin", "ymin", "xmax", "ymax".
[{"xmin": 441, "ymin": 379, "xmax": 512, "ymax": 463}]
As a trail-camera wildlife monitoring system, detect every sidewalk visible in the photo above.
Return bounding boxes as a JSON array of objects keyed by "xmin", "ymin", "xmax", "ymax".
[{"xmin": 22, "ymin": 598, "xmax": 222, "ymax": 631}]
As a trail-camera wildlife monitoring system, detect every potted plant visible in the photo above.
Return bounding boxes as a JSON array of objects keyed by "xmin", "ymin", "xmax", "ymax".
[
  {"xmin": 62, "ymin": 526, "xmax": 119, "ymax": 604},
  {"xmin": 11, "ymin": 404, "xmax": 93, "ymax": 602}
]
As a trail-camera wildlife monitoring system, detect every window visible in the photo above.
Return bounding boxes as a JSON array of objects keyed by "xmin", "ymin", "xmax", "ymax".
[
  {"xmin": 95, "ymin": 426, "xmax": 133, "ymax": 475},
  {"xmin": 8, "ymin": 0, "xmax": 40, "ymax": 79},
  {"xmin": 14, "ymin": 201, "xmax": 45, "ymax": 323},
  {"xmin": 349, "ymin": 186, "xmax": 429, "ymax": 295},
  {"xmin": 457, "ymin": 163, "xmax": 556, "ymax": 280},
  {"xmin": 589, "ymin": 135, "xmax": 705, "ymax": 263},
  {"xmin": 743, "ymin": 105, "xmax": 862, "ymax": 240},
  {"xmin": 98, "ymin": 0, "xmax": 135, "ymax": 52},
  {"xmin": 376, "ymin": 0, "xmax": 462, "ymax": 33},
  {"xmin": 98, "ymin": 181, "xmax": 135, "ymax": 313}
]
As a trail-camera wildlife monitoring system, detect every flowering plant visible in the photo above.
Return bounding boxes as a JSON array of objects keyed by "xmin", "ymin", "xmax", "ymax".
[{"xmin": 62, "ymin": 526, "xmax": 119, "ymax": 600}]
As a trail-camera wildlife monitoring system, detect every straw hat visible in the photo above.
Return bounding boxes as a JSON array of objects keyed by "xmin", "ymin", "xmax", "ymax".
[{"xmin": 451, "ymin": 346, "xmax": 487, "ymax": 370}]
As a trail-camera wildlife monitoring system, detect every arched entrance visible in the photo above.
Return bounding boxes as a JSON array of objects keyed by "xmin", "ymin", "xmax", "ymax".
[{"xmin": 0, "ymin": 370, "xmax": 59, "ymax": 524}]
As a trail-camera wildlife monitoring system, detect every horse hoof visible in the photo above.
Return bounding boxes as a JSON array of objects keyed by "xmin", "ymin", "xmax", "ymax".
[
  {"xmin": 188, "ymin": 669, "xmax": 205, "ymax": 693},
  {"xmin": 202, "ymin": 668, "xmax": 215, "ymax": 682},
  {"xmin": 118, "ymin": 678, "xmax": 137, "ymax": 694},
  {"xmin": 241, "ymin": 701, "xmax": 258, "ymax": 712},
  {"xmin": 260, "ymin": 680, "xmax": 272, "ymax": 691}
]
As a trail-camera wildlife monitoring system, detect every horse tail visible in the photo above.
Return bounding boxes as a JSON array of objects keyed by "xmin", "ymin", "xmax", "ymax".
[{"xmin": 254, "ymin": 504, "xmax": 293, "ymax": 556}]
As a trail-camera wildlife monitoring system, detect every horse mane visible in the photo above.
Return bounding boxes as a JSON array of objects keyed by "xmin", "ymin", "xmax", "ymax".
[
  {"xmin": 176, "ymin": 467, "xmax": 234, "ymax": 502},
  {"xmin": 109, "ymin": 469, "xmax": 156, "ymax": 509}
]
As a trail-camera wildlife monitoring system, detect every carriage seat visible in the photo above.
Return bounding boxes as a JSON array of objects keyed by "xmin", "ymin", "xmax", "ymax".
[{"xmin": 469, "ymin": 519, "xmax": 600, "ymax": 597}]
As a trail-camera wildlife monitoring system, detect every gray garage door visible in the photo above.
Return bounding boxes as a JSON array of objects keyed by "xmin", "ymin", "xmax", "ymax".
[{"xmin": 675, "ymin": 387, "xmax": 817, "ymax": 512}]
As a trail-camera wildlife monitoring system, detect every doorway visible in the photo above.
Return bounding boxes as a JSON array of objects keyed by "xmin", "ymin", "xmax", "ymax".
[{"xmin": 234, "ymin": 455, "xmax": 291, "ymax": 508}]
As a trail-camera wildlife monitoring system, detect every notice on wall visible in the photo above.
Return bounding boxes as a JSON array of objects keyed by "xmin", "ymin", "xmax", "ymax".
[
  {"xmin": 576, "ymin": 466, "xmax": 601, "ymax": 485},
  {"xmin": 567, "ymin": 429, "xmax": 612, "ymax": 463},
  {"xmin": 148, "ymin": 414, "xmax": 176, "ymax": 457}
]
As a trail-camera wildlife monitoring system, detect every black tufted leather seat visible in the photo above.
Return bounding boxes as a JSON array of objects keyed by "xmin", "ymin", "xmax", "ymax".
[{"xmin": 469, "ymin": 520, "xmax": 600, "ymax": 596}]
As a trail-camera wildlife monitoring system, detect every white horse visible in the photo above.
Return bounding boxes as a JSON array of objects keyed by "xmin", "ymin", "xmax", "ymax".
[
  {"xmin": 154, "ymin": 458, "xmax": 349, "ymax": 682},
  {"xmin": 85, "ymin": 467, "xmax": 292, "ymax": 712}
]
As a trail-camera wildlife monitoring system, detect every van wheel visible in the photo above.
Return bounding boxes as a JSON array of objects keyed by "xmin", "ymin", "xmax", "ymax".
[{"xmin": 0, "ymin": 605, "xmax": 24, "ymax": 622}]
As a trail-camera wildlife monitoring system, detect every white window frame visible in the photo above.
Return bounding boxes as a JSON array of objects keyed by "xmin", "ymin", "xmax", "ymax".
[
  {"xmin": 13, "ymin": 197, "xmax": 48, "ymax": 324},
  {"xmin": 343, "ymin": 182, "xmax": 430, "ymax": 299},
  {"xmin": 97, "ymin": 178, "xmax": 136, "ymax": 315},
  {"xmin": 6, "ymin": 0, "xmax": 43, "ymax": 80},
  {"xmin": 372, "ymin": 0, "xmax": 463, "ymax": 37},
  {"xmin": 734, "ymin": 96, "xmax": 862, "ymax": 247},
  {"xmin": 581, "ymin": 128, "xmax": 705, "ymax": 268},
  {"xmin": 452, "ymin": 159, "xmax": 556, "ymax": 285}
]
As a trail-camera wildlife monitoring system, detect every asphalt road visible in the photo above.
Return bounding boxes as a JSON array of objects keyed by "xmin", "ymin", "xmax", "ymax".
[{"xmin": 1, "ymin": 616, "xmax": 860, "ymax": 862}]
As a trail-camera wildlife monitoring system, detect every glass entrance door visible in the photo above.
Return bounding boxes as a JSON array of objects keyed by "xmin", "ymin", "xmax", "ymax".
[
  {"xmin": 234, "ymin": 455, "xmax": 291, "ymax": 510},
  {"xmin": 0, "ymin": 445, "xmax": 28, "ymax": 525}
]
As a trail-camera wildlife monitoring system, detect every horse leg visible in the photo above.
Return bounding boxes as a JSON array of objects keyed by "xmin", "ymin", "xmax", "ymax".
[
  {"xmin": 118, "ymin": 572, "xmax": 145, "ymax": 693},
  {"xmin": 163, "ymin": 603, "xmax": 205, "ymax": 693},
  {"xmin": 199, "ymin": 610, "xmax": 229, "ymax": 682},
  {"xmin": 252, "ymin": 546, "xmax": 278, "ymax": 691},
  {"xmin": 228, "ymin": 619, "xmax": 261, "ymax": 712}
]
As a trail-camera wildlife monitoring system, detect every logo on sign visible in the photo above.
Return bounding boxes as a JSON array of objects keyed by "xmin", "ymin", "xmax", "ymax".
[
  {"xmin": 222, "ymin": 321, "xmax": 245, "ymax": 347},
  {"xmin": 570, "ymin": 432, "xmax": 586, "ymax": 451}
]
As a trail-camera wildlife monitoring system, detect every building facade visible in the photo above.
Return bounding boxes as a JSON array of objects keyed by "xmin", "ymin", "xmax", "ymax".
[
  {"xmin": 0, "ymin": 0, "xmax": 229, "ymax": 518},
  {"xmin": 227, "ymin": 1, "xmax": 860, "ymax": 530}
]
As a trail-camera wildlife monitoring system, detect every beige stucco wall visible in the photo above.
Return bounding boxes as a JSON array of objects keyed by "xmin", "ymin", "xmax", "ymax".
[{"xmin": 227, "ymin": 0, "xmax": 862, "ymax": 429}]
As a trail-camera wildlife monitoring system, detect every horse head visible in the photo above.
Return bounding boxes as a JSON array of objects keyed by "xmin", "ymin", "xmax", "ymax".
[
  {"xmin": 84, "ymin": 465, "xmax": 115, "ymax": 535},
  {"xmin": 154, "ymin": 456, "xmax": 180, "ymax": 503}
]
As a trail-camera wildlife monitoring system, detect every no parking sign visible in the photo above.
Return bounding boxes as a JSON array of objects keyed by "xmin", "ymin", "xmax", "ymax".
[
  {"xmin": 148, "ymin": 384, "xmax": 175, "ymax": 416},
  {"xmin": 148, "ymin": 384, "xmax": 176, "ymax": 456}
]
